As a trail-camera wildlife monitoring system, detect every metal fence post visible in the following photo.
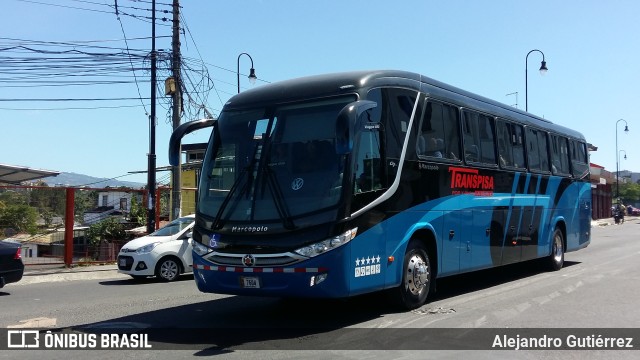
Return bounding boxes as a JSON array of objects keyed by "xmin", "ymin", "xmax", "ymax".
[{"xmin": 64, "ymin": 187, "xmax": 75, "ymax": 267}]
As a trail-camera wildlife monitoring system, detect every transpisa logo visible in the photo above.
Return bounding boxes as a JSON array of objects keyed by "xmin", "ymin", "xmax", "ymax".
[{"xmin": 448, "ymin": 166, "xmax": 494, "ymax": 196}]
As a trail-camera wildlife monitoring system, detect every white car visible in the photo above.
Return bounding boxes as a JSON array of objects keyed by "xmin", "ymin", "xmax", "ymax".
[{"xmin": 117, "ymin": 214, "xmax": 195, "ymax": 281}]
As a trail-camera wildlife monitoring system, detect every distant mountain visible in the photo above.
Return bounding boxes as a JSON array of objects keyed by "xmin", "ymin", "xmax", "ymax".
[{"xmin": 41, "ymin": 172, "xmax": 145, "ymax": 189}]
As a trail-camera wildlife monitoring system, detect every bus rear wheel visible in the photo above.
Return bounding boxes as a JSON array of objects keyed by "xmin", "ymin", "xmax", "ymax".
[
  {"xmin": 546, "ymin": 228, "xmax": 565, "ymax": 271},
  {"xmin": 393, "ymin": 241, "xmax": 431, "ymax": 310}
]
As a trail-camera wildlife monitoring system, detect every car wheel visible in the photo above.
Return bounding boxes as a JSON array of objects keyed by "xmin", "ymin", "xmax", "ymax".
[{"xmin": 155, "ymin": 257, "xmax": 181, "ymax": 282}]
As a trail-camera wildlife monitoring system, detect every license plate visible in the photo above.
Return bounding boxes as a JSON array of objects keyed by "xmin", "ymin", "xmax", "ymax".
[
  {"xmin": 119, "ymin": 258, "xmax": 126, "ymax": 267},
  {"xmin": 241, "ymin": 276, "xmax": 260, "ymax": 288}
]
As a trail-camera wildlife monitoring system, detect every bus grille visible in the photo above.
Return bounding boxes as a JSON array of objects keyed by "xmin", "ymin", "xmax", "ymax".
[{"xmin": 206, "ymin": 253, "xmax": 302, "ymax": 267}]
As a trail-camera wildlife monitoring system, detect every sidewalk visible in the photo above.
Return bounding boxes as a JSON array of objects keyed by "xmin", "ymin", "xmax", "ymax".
[
  {"xmin": 18, "ymin": 263, "xmax": 127, "ymax": 286},
  {"xmin": 592, "ymin": 215, "xmax": 640, "ymax": 227}
]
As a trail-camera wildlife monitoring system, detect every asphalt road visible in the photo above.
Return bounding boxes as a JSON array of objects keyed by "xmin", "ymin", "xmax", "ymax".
[{"xmin": 2, "ymin": 219, "xmax": 640, "ymax": 359}]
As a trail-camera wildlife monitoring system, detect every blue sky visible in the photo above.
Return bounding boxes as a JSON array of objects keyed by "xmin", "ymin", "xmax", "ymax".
[{"xmin": 2, "ymin": 0, "xmax": 639, "ymax": 185}]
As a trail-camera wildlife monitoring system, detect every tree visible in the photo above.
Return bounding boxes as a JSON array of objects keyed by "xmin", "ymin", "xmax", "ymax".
[
  {"xmin": 0, "ymin": 203, "xmax": 38, "ymax": 235},
  {"xmin": 74, "ymin": 189, "xmax": 98, "ymax": 224},
  {"xmin": 128, "ymin": 195, "xmax": 146, "ymax": 226},
  {"xmin": 86, "ymin": 217, "xmax": 126, "ymax": 247},
  {"xmin": 619, "ymin": 183, "xmax": 640, "ymax": 204},
  {"xmin": 29, "ymin": 181, "xmax": 66, "ymax": 216}
]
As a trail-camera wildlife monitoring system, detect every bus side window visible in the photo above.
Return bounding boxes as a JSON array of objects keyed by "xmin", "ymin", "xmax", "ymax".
[
  {"xmin": 462, "ymin": 110, "xmax": 496, "ymax": 166},
  {"xmin": 537, "ymin": 131, "xmax": 550, "ymax": 172},
  {"xmin": 442, "ymin": 104, "xmax": 461, "ymax": 160},
  {"xmin": 496, "ymin": 120, "xmax": 513, "ymax": 168},
  {"xmin": 526, "ymin": 128, "xmax": 541, "ymax": 171},
  {"xmin": 416, "ymin": 100, "xmax": 460, "ymax": 161},
  {"xmin": 511, "ymin": 123, "xmax": 526, "ymax": 169},
  {"xmin": 550, "ymin": 135, "xmax": 571, "ymax": 176},
  {"xmin": 570, "ymin": 140, "xmax": 589, "ymax": 178}
]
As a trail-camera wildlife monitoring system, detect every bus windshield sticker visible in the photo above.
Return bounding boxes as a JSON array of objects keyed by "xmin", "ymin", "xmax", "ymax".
[{"xmin": 208, "ymin": 233, "xmax": 221, "ymax": 248}]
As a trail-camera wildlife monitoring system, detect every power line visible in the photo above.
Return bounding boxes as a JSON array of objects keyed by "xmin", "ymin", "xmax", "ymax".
[
  {"xmin": 0, "ymin": 97, "xmax": 151, "ymax": 101},
  {"xmin": 0, "ymin": 104, "xmax": 149, "ymax": 111},
  {"xmin": 115, "ymin": 8, "xmax": 149, "ymax": 114}
]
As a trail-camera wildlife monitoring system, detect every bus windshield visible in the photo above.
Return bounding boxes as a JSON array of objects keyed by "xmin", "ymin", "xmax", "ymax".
[{"xmin": 197, "ymin": 96, "xmax": 355, "ymax": 229}]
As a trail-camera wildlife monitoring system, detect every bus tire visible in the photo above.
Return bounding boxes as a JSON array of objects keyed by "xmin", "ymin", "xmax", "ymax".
[
  {"xmin": 393, "ymin": 241, "xmax": 431, "ymax": 310},
  {"xmin": 547, "ymin": 228, "xmax": 564, "ymax": 271}
]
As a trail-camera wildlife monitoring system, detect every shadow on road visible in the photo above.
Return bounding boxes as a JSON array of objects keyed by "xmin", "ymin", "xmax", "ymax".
[
  {"xmin": 60, "ymin": 259, "xmax": 579, "ymax": 351},
  {"xmin": 99, "ymin": 274, "xmax": 194, "ymax": 286}
]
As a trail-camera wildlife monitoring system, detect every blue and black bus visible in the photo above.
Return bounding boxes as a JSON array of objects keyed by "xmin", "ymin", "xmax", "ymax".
[{"xmin": 169, "ymin": 70, "xmax": 591, "ymax": 309}]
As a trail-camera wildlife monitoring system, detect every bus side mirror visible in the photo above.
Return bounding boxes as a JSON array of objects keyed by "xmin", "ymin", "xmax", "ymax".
[
  {"xmin": 169, "ymin": 118, "xmax": 216, "ymax": 166},
  {"xmin": 335, "ymin": 100, "xmax": 377, "ymax": 155}
]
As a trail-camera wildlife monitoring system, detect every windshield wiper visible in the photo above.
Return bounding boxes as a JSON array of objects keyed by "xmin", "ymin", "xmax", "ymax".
[
  {"xmin": 211, "ymin": 142, "xmax": 261, "ymax": 230},
  {"xmin": 263, "ymin": 166, "xmax": 296, "ymax": 230},
  {"xmin": 210, "ymin": 167, "xmax": 248, "ymax": 230}
]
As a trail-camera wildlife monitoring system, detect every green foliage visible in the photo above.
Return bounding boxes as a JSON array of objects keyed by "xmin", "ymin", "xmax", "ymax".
[
  {"xmin": 29, "ymin": 182, "xmax": 66, "ymax": 216},
  {"xmin": 0, "ymin": 203, "xmax": 38, "ymax": 234},
  {"xmin": 86, "ymin": 217, "xmax": 126, "ymax": 246},
  {"xmin": 618, "ymin": 183, "xmax": 640, "ymax": 204},
  {"xmin": 128, "ymin": 195, "xmax": 146, "ymax": 226},
  {"xmin": 74, "ymin": 189, "xmax": 98, "ymax": 223}
]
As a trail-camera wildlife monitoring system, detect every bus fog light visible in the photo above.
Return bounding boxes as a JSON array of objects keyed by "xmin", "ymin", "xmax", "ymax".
[{"xmin": 310, "ymin": 273, "xmax": 328, "ymax": 287}]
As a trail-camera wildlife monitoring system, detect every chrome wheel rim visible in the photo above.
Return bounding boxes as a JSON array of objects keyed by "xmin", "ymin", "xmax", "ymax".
[
  {"xmin": 160, "ymin": 260, "xmax": 179, "ymax": 280},
  {"xmin": 405, "ymin": 254, "xmax": 429, "ymax": 295},
  {"xmin": 553, "ymin": 233, "xmax": 564, "ymax": 264}
]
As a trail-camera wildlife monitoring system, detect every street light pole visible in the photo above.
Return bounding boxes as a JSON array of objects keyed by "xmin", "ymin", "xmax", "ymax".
[
  {"xmin": 237, "ymin": 52, "xmax": 257, "ymax": 93},
  {"xmin": 615, "ymin": 119, "xmax": 629, "ymax": 200},
  {"xmin": 147, "ymin": 0, "xmax": 157, "ymax": 233},
  {"xmin": 525, "ymin": 49, "xmax": 548, "ymax": 112}
]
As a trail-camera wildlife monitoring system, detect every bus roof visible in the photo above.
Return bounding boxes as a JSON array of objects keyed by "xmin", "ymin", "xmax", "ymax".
[{"xmin": 225, "ymin": 70, "xmax": 585, "ymax": 141}]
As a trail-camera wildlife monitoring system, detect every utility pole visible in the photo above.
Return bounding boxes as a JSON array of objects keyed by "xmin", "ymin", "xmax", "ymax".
[
  {"xmin": 146, "ymin": 0, "xmax": 157, "ymax": 233},
  {"xmin": 170, "ymin": 0, "xmax": 182, "ymax": 220}
]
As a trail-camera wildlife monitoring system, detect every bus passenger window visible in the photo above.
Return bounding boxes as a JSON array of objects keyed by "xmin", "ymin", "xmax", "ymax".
[
  {"xmin": 417, "ymin": 100, "xmax": 460, "ymax": 161},
  {"xmin": 527, "ymin": 128, "xmax": 541, "ymax": 171},
  {"xmin": 462, "ymin": 110, "xmax": 496, "ymax": 165},
  {"xmin": 550, "ymin": 135, "xmax": 571, "ymax": 175},
  {"xmin": 570, "ymin": 140, "xmax": 589, "ymax": 178},
  {"xmin": 537, "ymin": 131, "xmax": 550, "ymax": 172},
  {"xmin": 511, "ymin": 124, "xmax": 525, "ymax": 169},
  {"xmin": 497, "ymin": 120, "xmax": 513, "ymax": 167}
]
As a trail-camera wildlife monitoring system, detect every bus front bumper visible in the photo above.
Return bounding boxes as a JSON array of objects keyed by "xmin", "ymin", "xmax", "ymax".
[{"xmin": 191, "ymin": 253, "xmax": 350, "ymax": 298}]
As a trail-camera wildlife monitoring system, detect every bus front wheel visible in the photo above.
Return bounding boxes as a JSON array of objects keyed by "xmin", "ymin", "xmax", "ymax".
[{"xmin": 393, "ymin": 241, "xmax": 431, "ymax": 310}]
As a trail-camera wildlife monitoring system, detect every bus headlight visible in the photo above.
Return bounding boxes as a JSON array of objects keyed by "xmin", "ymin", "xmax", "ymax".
[
  {"xmin": 294, "ymin": 227, "xmax": 358, "ymax": 258},
  {"xmin": 192, "ymin": 240, "xmax": 213, "ymax": 256}
]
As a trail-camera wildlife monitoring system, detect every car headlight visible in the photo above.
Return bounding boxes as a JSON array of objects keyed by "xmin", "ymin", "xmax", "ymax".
[
  {"xmin": 136, "ymin": 242, "xmax": 160, "ymax": 254},
  {"xmin": 192, "ymin": 240, "xmax": 213, "ymax": 256},
  {"xmin": 294, "ymin": 227, "xmax": 358, "ymax": 258}
]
